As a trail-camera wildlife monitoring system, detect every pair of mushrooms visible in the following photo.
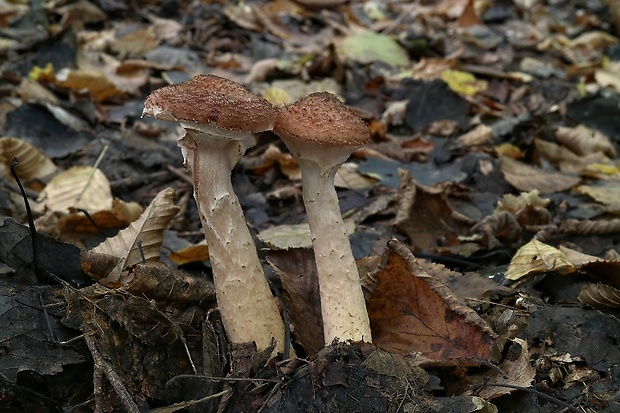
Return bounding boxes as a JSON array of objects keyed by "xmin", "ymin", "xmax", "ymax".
[{"xmin": 143, "ymin": 74, "xmax": 372, "ymax": 353}]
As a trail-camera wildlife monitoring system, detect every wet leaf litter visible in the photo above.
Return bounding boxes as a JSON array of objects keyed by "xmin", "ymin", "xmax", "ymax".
[{"xmin": 0, "ymin": 0, "xmax": 619, "ymax": 411}]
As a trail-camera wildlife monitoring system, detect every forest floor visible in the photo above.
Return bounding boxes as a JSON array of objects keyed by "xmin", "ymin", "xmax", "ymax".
[{"xmin": 0, "ymin": 0, "xmax": 620, "ymax": 412}]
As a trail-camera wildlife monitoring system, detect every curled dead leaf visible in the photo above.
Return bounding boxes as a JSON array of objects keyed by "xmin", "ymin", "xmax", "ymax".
[
  {"xmin": 90, "ymin": 188, "xmax": 180, "ymax": 285},
  {"xmin": 0, "ymin": 137, "xmax": 57, "ymax": 181},
  {"xmin": 578, "ymin": 283, "xmax": 620, "ymax": 309},
  {"xmin": 556, "ymin": 125, "xmax": 617, "ymax": 157},
  {"xmin": 367, "ymin": 240, "xmax": 498, "ymax": 366},
  {"xmin": 505, "ymin": 239, "xmax": 573, "ymax": 281}
]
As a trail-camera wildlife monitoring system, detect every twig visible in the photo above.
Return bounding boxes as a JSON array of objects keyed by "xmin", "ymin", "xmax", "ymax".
[
  {"xmin": 85, "ymin": 335, "xmax": 141, "ymax": 413},
  {"xmin": 472, "ymin": 382, "xmax": 583, "ymax": 413}
]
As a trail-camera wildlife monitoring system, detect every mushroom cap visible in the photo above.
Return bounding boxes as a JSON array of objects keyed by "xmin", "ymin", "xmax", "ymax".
[
  {"xmin": 273, "ymin": 92, "xmax": 370, "ymax": 148},
  {"xmin": 143, "ymin": 74, "xmax": 277, "ymax": 133}
]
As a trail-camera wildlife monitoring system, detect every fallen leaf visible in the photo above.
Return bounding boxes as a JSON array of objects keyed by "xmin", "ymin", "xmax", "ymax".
[
  {"xmin": 395, "ymin": 170, "xmax": 473, "ymax": 251},
  {"xmin": 578, "ymin": 283, "xmax": 620, "ymax": 309},
  {"xmin": 367, "ymin": 240, "xmax": 498, "ymax": 366},
  {"xmin": 168, "ymin": 242, "xmax": 210, "ymax": 266},
  {"xmin": 88, "ymin": 188, "xmax": 180, "ymax": 284},
  {"xmin": 505, "ymin": 239, "xmax": 574, "ymax": 281},
  {"xmin": 467, "ymin": 338, "xmax": 535, "ymax": 399},
  {"xmin": 338, "ymin": 30, "xmax": 410, "ymax": 67},
  {"xmin": 556, "ymin": 125, "xmax": 617, "ymax": 157},
  {"xmin": 575, "ymin": 182, "xmax": 620, "ymax": 213},
  {"xmin": 266, "ymin": 248, "xmax": 323, "ymax": 355},
  {"xmin": 0, "ymin": 281, "xmax": 85, "ymax": 383},
  {"xmin": 258, "ymin": 221, "xmax": 356, "ymax": 249},
  {"xmin": 440, "ymin": 70, "xmax": 487, "ymax": 96},
  {"xmin": 39, "ymin": 166, "xmax": 113, "ymax": 213},
  {"xmin": 55, "ymin": 198, "xmax": 144, "ymax": 239},
  {"xmin": 500, "ymin": 156, "xmax": 580, "ymax": 193},
  {"xmin": 0, "ymin": 137, "xmax": 57, "ymax": 180}
]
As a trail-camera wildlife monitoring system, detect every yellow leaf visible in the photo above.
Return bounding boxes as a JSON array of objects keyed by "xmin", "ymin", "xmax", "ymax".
[
  {"xmin": 440, "ymin": 70, "xmax": 487, "ymax": 96},
  {"xmin": 505, "ymin": 239, "xmax": 574, "ymax": 281},
  {"xmin": 28, "ymin": 63, "xmax": 55, "ymax": 82},
  {"xmin": 168, "ymin": 243, "xmax": 210, "ymax": 265}
]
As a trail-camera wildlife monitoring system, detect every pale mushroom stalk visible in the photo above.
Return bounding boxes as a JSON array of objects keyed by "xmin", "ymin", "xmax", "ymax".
[
  {"xmin": 182, "ymin": 127, "xmax": 285, "ymax": 352},
  {"xmin": 143, "ymin": 75, "xmax": 286, "ymax": 353},
  {"xmin": 274, "ymin": 92, "xmax": 372, "ymax": 345},
  {"xmin": 298, "ymin": 158, "xmax": 371, "ymax": 343}
]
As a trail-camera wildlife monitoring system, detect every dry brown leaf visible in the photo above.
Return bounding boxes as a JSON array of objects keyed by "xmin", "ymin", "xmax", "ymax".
[
  {"xmin": 252, "ymin": 144, "xmax": 300, "ymax": 179},
  {"xmin": 39, "ymin": 166, "xmax": 113, "ymax": 213},
  {"xmin": 55, "ymin": 67, "xmax": 125, "ymax": 102},
  {"xmin": 111, "ymin": 27, "xmax": 159, "ymax": 58},
  {"xmin": 51, "ymin": 0, "xmax": 107, "ymax": 32},
  {"xmin": 266, "ymin": 248, "xmax": 324, "ymax": 355},
  {"xmin": 56, "ymin": 198, "xmax": 144, "ymax": 237},
  {"xmin": 575, "ymin": 182, "xmax": 620, "ymax": 212},
  {"xmin": 556, "ymin": 125, "xmax": 617, "ymax": 157},
  {"xmin": 334, "ymin": 162, "xmax": 378, "ymax": 189},
  {"xmin": 457, "ymin": 123, "xmax": 493, "ymax": 147},
  {"xmin": 123, "ymin": 262, "xmax": 216, "ymax": 304},
  {"xmin": 395, "ymin": 169, "xmax": 473, "ymax": 251},
  {"xmin": 168, "ymin": 243, "xmax": 210, "ymax": 266},
  {"xmin": 500, "ymin": 156, "xmax": 580, "ymax": 193},
  {"xmin": 18, "ymin": 78, "xmax": 59, "ymax": 105},
  {"xmin": 470, "ymin": 211, "xmax": 522, "ymax": 249},
  {"xmin": 92, "ymin": 188, "xmax": 180, "ymax": 285},
  {"xmin": 367, "ymin": 240, "xmax": 498, "ymax": 366},
  {"xmin": 0, "ymin": 137, "xmax": 57, "ymax": 180},
  {"xmin": 578, "ymin": 283, "xmax": 620, "ymax": 309},
  {"xmin": 533, "ymin": 138, "xmax": 601, "ymax": 173},
  {"xmin": 505, "ymin": 239, "xmax": 574, "ymax": 281},
  {"xmin": 559, "ymin": 245, "xmax": 601, "ymax": 266},
  {"xmin": 466, "ymin": 338, "xmax": 536, "ymax": 399}
]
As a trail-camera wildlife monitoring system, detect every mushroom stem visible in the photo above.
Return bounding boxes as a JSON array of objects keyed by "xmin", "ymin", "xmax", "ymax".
[
  {"xmin": 296, "ymin": 158, "xmax": 372, "ymax": 344},
  {"xmin": 183, "ymin": 128, "xmax": 286, "ymax": 352}
]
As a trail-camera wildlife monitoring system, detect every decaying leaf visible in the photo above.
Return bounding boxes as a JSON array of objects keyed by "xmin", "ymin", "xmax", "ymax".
[
  {"xmin": 56, "ymin": 198, "xmax": 144, "ymax": 238},
  {"xmin": 266, "ymin": 248, "xmax": 323, "ymax": 355},
  {"xmin": 87, "ymin": 187, "xmax": 179, "ymax": 284},
  {"xmin": 0, "ymin": 281, "xmax": 85, "ymax": 383},
  {"xmin": 556, "ymin": 125, "xmax": 617, "ymax": 157},
  {"xmin": 466, "ymin": 338, "xmax": 536, "ymax": 399},
  {"xmin": 576, "ymin": 182, "xmax": 620, "ymax": 213},
  {"xmin": 578, "ymin": 283, "xmax": 620, "ymax": 309},
  {"xmin": 367, "ymin": 240, "xmax": 498, "ymax": 366},
  {"xmin": 500, "ymin": 156, "xmax": 580, "ymax": 194},
  {"xmin": 0, "ymin": 137, "xmax": 57, "ymax": 180},
  {"xmin": 505, "ymin": 239, "xmax": 573, "ymax": 281},
  {"xmin": 39, "ymin": 166, "xmax": 113, "ymax": 213},
  {"xmin": 395, "ymin": 169, "xmax": 473, "ymax": 251},
  {"xmin": 63, "ymin": 284, "xmax": 221, "ymax": 408},
  {"xmin": 123, "ymin": 262, "xmax": 215, "ymax": 304}
]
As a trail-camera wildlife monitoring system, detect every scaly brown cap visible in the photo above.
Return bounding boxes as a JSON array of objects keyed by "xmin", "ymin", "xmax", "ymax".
[
  {"xmin": 143, "ymin": 74, "xmax": 277, "ymax": 133},
  {"xmin": 273, "ymin": 92, "xmax": 370, "ymax": 147}
]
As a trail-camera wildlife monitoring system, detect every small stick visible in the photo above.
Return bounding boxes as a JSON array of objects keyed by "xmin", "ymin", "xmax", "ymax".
[{"xmin": 85, "ymin": 335, "xmax": 141, "ymax": 413}]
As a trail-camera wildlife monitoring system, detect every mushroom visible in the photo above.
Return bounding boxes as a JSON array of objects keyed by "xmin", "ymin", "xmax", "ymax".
[
  {"xmin": 143, "ymin": 74, "xmax": 286, "ymax": 353},
  {"xmin": 273, "ymin": 92, "xmax": 372, "ymax": 344}
]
